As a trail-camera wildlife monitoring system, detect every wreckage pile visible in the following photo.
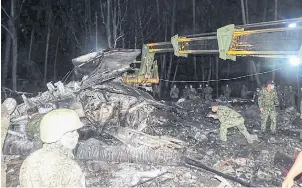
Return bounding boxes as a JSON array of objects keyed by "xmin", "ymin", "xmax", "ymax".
[{"xmin": 3, "ymin": 49, "xmax": 302, "ymax": 187}]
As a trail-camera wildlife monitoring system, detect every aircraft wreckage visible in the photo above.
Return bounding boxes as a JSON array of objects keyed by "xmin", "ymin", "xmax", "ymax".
[{"xmin": 3, "ymin": 49, "xmax": 302, "ymax": 187}]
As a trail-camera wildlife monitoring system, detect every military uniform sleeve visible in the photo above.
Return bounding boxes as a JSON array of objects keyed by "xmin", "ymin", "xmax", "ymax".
[{"xmin": 61, "ymin": 160, "xmax": 86, "ymax": 187}]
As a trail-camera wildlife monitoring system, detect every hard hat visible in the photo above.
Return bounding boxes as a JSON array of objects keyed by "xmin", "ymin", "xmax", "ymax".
[{"xmin": 40, "ymin": 108, "xmax": 84, "ymax": 143}]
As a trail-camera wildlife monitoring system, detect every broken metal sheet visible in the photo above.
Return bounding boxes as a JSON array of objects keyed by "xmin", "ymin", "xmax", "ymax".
[{"xmin": 73, "ymin": 49, "xmax": 141, "ymax": 78}]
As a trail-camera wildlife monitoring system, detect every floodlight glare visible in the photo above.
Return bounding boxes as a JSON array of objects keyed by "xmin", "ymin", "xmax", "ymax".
[
  {"xmin": 289, "ymin": 56, "xmax": 301, "ymax": 66},
  {"xmin": 288, "ymin": 23, "xmax": 297, "ymax": 28}
]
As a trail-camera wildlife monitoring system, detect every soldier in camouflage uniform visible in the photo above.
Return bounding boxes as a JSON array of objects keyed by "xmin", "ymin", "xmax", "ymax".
[
  {"xmin": 241, "ymin": 85, "xmax": 248, "ymax": 99},
  {"xmin": 197, "ymin": 84, "xmax": 203, "ymax": 98},
  {"xmin": 253, "ymin": 88, "xmax": 260, "ymax": 106},
  {"xmin": 283, "ymin": 85, "xmax": 289, "ymax": 108},
  {"xmin": 1, "ymin": 98, "xmax": 17, "ymax": 188},
  {"xmin": 188, "ymin": 85, "xmax": 197, "ymax": 99},
  {"xmin": 153, "ymin": 84, "xmax": 160, "ymax": 99},
  {"xmin": 204, "ymin": 84, "xmax": 213, "ymax": 101},
  {"xmin": 223, "ymin": 84, "xmax": 232, "ymax": 100},
  {"xmin": 182, "ymin": 85, "xmax": 190, "ymax": 99},
  {"xmin": 170, "ymin": 84, "xmax": 179, "ymax": 100},
  {"xmin": 19, "ymin": 109, "xmax": 86, "ymax": 187},
  {"xmin": 207, "ymin": 102, "xmax": 257, "ymax": 143},
  {"xmin": 286, "ymin": 86, "xmax": 296, "ymax": 108},
  {"xmin": 258, "ymin": 81, "xmax": 279, "ymax": 134},
  {"xmin": 276, "ymin": 85, "xmax": 285, "ymax": 110}
]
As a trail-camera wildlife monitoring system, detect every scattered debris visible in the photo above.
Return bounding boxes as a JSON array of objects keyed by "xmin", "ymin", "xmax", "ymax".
[{"xmin": 3, "ymin": 49, "xmax": 302, "ymax": 187}]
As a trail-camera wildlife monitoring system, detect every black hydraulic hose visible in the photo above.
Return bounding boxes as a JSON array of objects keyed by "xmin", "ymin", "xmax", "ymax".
[{"xmin": 184, "ymin": 157, "xmax": 253, "ymax": 187}]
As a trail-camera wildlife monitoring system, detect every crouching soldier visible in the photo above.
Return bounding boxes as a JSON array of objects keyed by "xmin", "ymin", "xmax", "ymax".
[{"xmin": 207, "ymin": 102, "xmax": 257, "ymax": 143}]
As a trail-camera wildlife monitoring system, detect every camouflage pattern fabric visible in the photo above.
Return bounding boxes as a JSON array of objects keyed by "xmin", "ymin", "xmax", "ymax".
[
  {"xmin": 258, "ymin": 88, "xmax": 278, "ymax": 133},
  {"xmin": 19, "ymin": 143, "xmax": 85, "ymax": 187},
  {"xmin": 1, "ymin": 105, "xmax": 10, "ymax": 187},
  {"xmin": 216, "ymin": 106, "xmax": 254, "ymax": 143},
  {"xmin": 204, "ymin": 86, "xmax": 213, "ymax": 101},
  {"xmin": 170, "ymin": 88, "xmax": 179, "ymax": 99}
]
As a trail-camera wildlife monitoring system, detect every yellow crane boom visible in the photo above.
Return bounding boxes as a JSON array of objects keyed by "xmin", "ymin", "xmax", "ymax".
[{"xmin": 123, "ymin": 17, "xmax": 302, "ymax": 85}]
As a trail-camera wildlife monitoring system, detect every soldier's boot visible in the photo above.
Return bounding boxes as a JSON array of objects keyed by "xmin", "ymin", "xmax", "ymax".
[
  {"xmin": 238, "ymin": 126, "xmax": 255, "ymax": 144},
  {"xmin": 219, "ymin": 127, "xmax": 227, "ymax": 142}
]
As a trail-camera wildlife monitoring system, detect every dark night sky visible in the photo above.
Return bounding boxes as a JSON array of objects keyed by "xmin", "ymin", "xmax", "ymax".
[{"xmin": 1, "ymin": 0, "xmax": 302, "ymax": 93}]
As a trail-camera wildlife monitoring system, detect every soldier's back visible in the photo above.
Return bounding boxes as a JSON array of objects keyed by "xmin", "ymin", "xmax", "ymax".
[{"xmin": 219, "ymin": 106, "xmax": 240, "ymax": 116}]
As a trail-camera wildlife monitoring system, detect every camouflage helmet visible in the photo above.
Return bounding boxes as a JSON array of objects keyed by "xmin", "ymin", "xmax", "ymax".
[{"xmin": 40, "ymin": 108, "xmax": 83, "ymax": 143}]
